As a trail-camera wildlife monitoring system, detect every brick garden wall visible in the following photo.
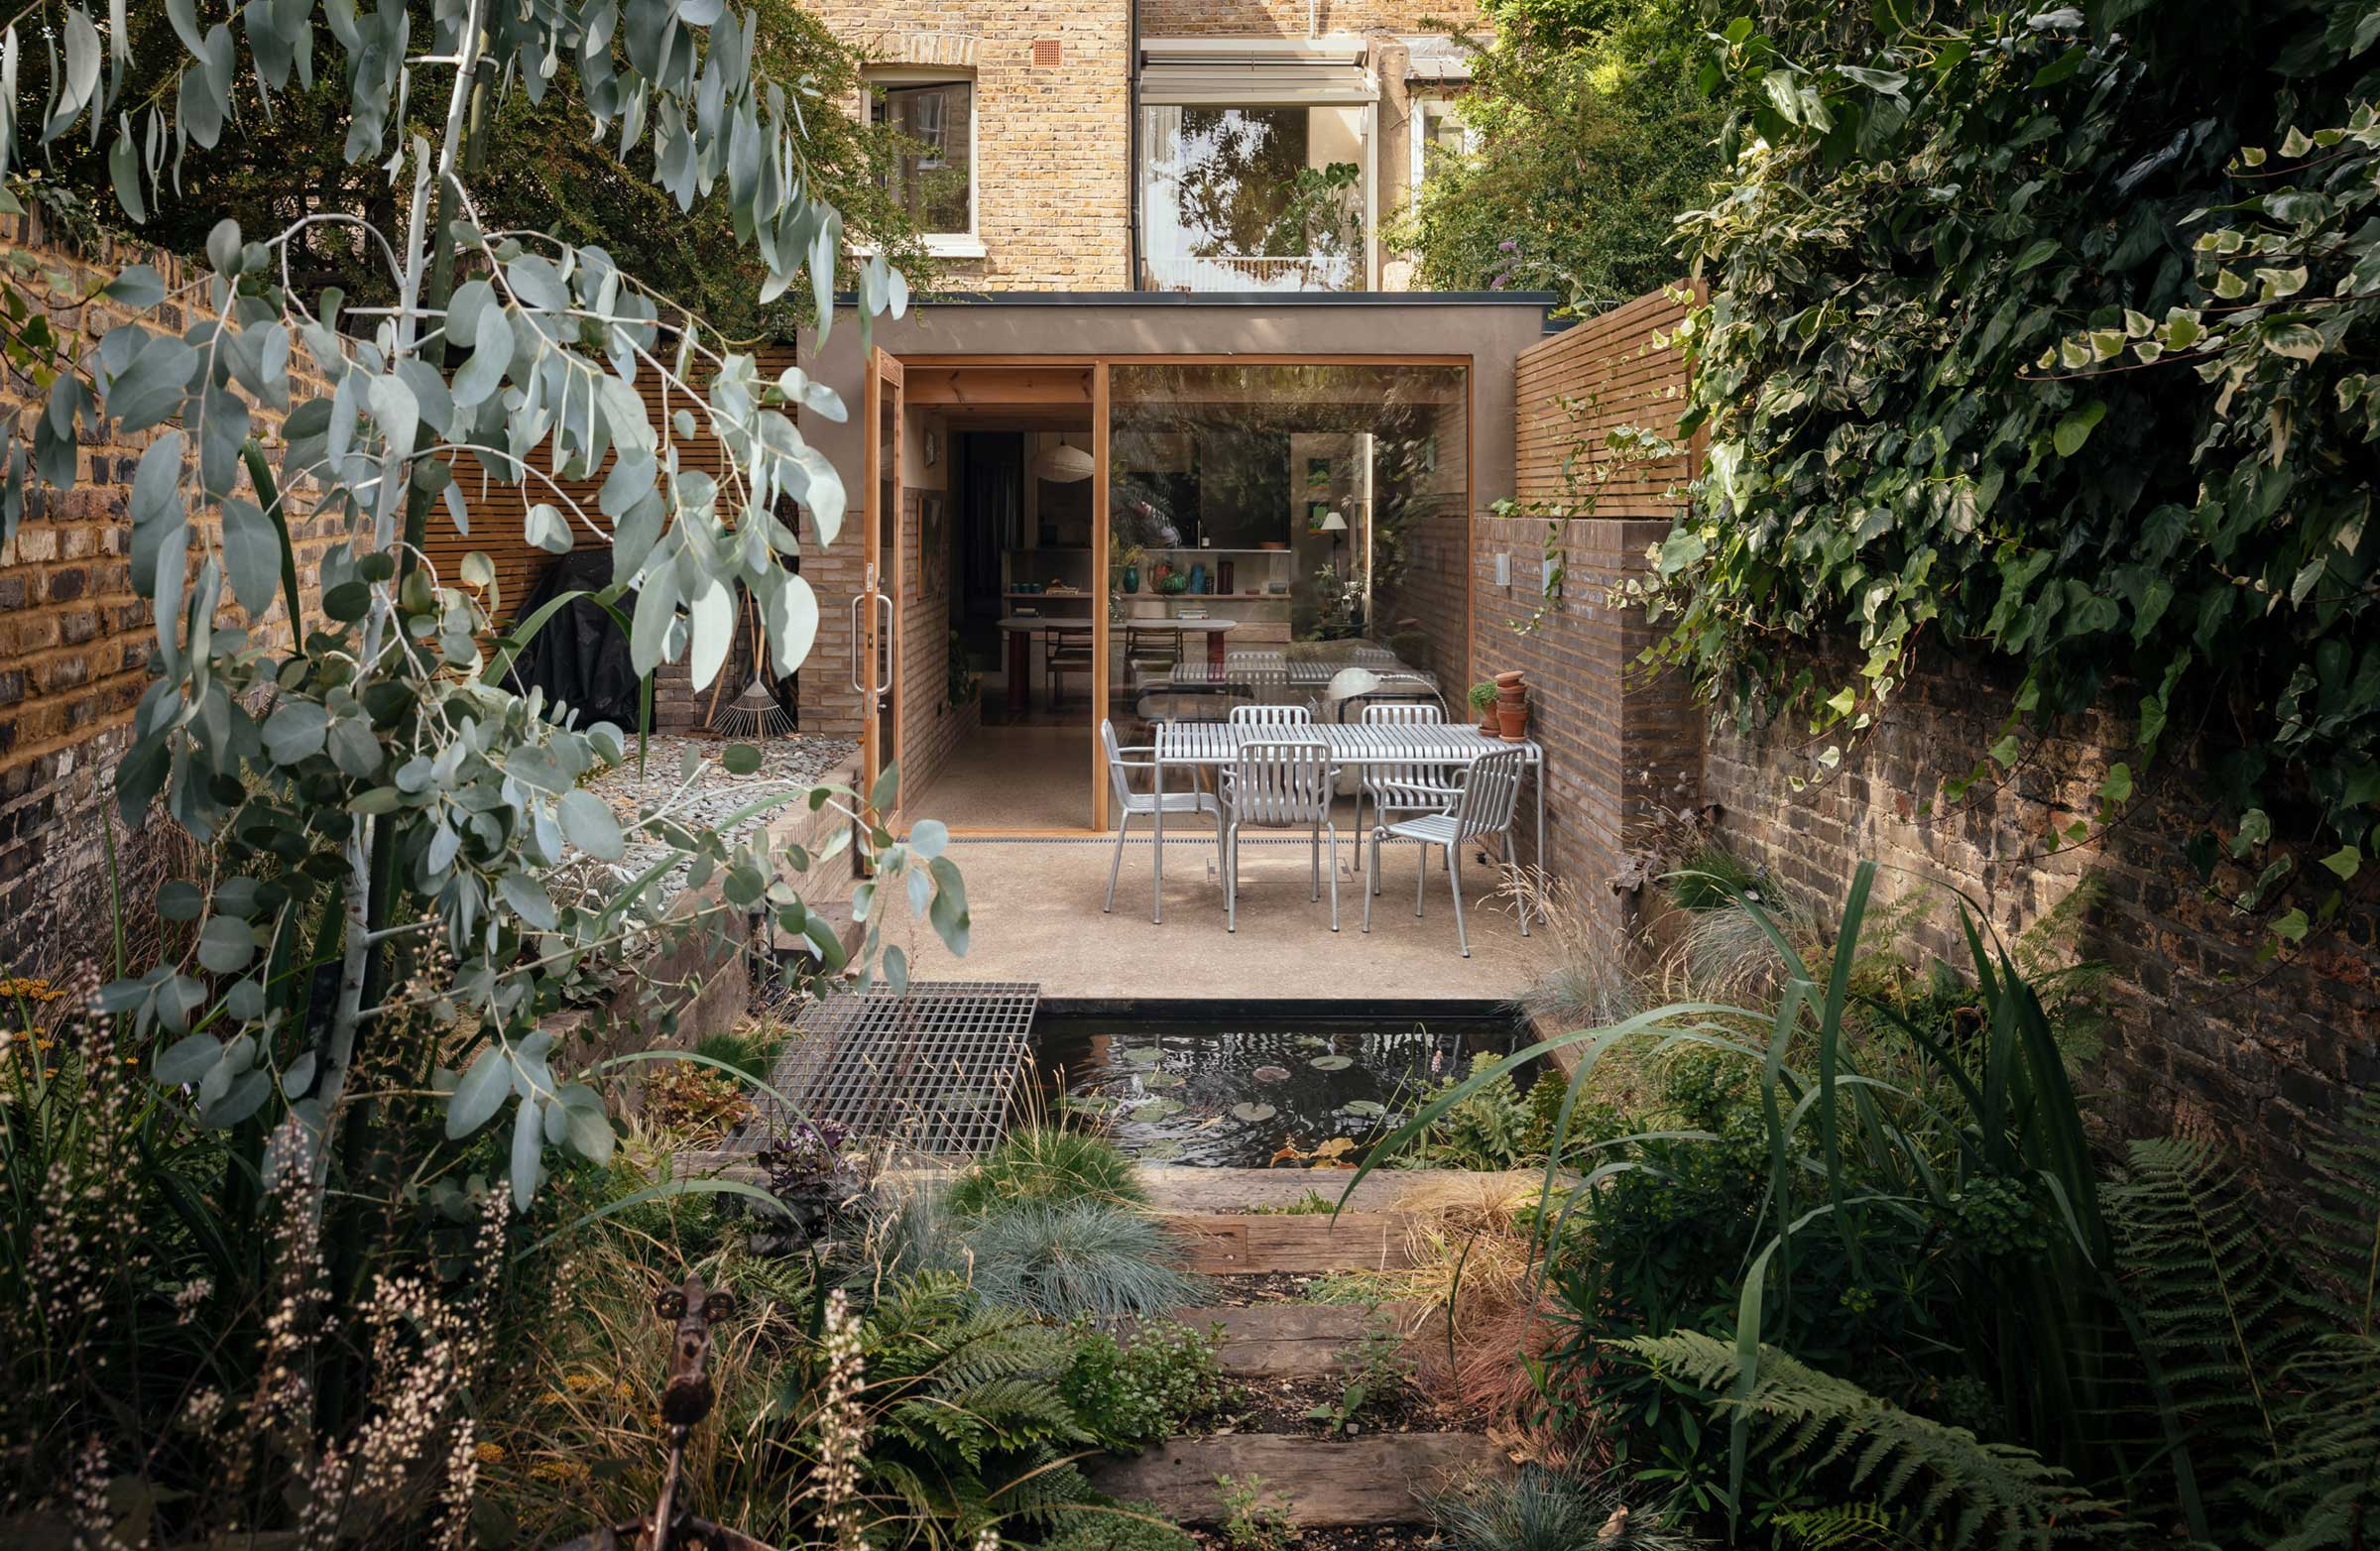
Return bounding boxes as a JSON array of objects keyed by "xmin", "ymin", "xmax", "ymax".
[
  {"xmin": 1704, "ymin": 658, "xmax": 2380, "ymax": 1175},
  {"xmin": 1478, "ymin": 286, "xmax": 1702, "ymax": 952},
  {"xmin": 1493, "ymin": 281, "xmax": 2378, "ymax": 1171},
  {"xmin": 0, "ymin": 221, "xmax": 339, "ymax": 984}
]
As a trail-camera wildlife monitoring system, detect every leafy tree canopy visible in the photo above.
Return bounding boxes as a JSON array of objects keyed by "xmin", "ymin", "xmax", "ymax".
[
  {"xmin": 1643, "ymin": 0, "xmax": 2379, "ymax": 948},
  {"xmin": 1391, "ymin": 0, "xmax": 1722, "ymax": 311},
  {"xmin": 11, "ymin": 0, "xmax": 930, "ymax": 338}
]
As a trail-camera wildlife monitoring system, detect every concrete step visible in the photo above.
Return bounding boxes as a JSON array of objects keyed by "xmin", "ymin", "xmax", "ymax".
[{"xmin": 1085, "ymin": 1432, "xmax": 1510, "ymax": 1525}]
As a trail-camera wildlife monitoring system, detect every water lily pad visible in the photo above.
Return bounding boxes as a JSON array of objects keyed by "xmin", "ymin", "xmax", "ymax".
[
  {"xmin": 1341, "ymin": 1099, "xmax": 1386, "ymax": 1118},
  {"xmin": 1138, "ymin": 1073, "xmax": 1185, "ymax": 1090},
  {"xmin": 1308, "ymin": 1055, "xmax": 1355, "ymax": 1072},
  {"xmin": 1294, "ymin": 1034, "xmax": 1330, "ymax": 1049},
  {"xmin": 1130, "ymin": 1098, "xmax": 1185, "ymax": 1122},
  {"xmin": 1251, "ymin": 1065, "xmax": 1292, "ymax": 1083},
  {"xmin": 1063, "ymin": 1095, "xmax": 1121, "ymax": 1116},
  {"xmin": 1229, "ymin": 1102, "xmax": 1277, "ymax": 1124},
  {"xmin": 1138, "ymin": 1139, "xmax": 1186, "ymax": 1161},
  {"xmin": 1119, "ymin": 1046, "xmax": 1163, "ymax": 1068}
]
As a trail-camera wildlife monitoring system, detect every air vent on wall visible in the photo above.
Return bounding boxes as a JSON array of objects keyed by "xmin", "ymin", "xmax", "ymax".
[{"xmin": 1033, "ymin": 38, "xmax": 1062, "ymax": 66}]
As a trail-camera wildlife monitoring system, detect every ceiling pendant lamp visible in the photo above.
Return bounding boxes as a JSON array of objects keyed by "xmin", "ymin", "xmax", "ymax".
[{"xmin": 1034, "ymin": 433, "xmax": 1095, "ymax": 483}]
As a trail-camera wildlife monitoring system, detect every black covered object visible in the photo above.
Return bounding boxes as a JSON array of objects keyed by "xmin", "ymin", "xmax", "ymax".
[{"xmin": 507, "ymin": 550, "xmax": 642, "ymax": 725}]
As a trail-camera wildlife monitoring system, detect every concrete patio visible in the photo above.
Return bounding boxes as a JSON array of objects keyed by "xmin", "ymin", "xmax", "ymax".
[{"xmin": 881, "ymin": 834, "xmax": 1558, "ymax": 1002}]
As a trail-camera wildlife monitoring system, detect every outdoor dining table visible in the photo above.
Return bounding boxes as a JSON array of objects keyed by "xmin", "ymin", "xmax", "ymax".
[
  {"xmin": 998, "ymin": 616, "xmax": 1240, "ymax": 714},
  {"xmin": 1142, "ymin": 720, "xmax": 1545, "ymax": 926}
]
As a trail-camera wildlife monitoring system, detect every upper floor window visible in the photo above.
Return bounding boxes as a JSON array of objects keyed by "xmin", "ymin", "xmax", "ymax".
[
  {"xmin": 1139, "ymin": 106, "xmax": 1369, "ymax": 293},
  {"xmin": 874, "ymin": 78, "xmax": 975, "ymax": 238},
  {"xmin": 1136, "ymin": 41, "xmax": 1375, "ymax": 294},
  {"xmin": 1412, "ymin": 96, "xmax": 1475, "ymax": 192}
]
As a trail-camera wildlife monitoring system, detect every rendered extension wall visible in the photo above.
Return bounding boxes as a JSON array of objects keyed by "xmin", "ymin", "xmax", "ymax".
[{"xmin": 1498, "ymin": 282, "xmax": 2378, "ymax": 1174}]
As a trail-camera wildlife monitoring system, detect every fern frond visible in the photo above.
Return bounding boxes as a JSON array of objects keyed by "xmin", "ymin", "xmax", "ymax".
[
  {"xmin": 1622, "ymin": 1331, "xmax": 2131, "ymax": 1550},
  {"xmin": 2300, "ymin": 1088, "xmax": 2380, "ymax": 1337},
  {"xmin": 2109, "ymin": 1134, "xmax": 2298, "ymax": 1517},
  {"xmin": 2261, "ymin": 1330, "xmax": 2380, "ymax": 1551},
  {"xmin": 1775, "ymin": 1500, "xmax": 1910, "ymax": 1550}
]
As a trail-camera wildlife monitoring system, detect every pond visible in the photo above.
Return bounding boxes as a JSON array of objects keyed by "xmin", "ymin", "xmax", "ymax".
[{"xmin": 1033, "ymin": 1009, "xmax": 1528, "ymax": 1168}]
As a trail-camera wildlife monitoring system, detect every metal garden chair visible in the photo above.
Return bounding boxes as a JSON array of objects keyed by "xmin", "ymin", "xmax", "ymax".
[
  {"xmin": 1353, "ymin": 702, "xmax": 1458, "ymax": 876},
  {"xmin": 1229, "ymin": 703, "xmax": 1312, "ymax": 726},
  {"xmin": 1219, "ymin": 738, "xmax": 1340, "ymax": 934},
  {"xmin": 1365, "ymin": 745, "xmax": 1527, "ymax": 956},
  {"xmin": 1101, "ymin": 718, "xmax": 1221, "ymax": 923}
]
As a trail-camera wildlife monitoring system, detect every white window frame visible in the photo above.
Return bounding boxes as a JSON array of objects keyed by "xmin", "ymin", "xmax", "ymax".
[
  {"xmin": 869, "ymin": 68, "xmax": 986, "ymax": 259},
  {"xmin": 1409, "ymin": 93, "xmax": 1476, "ymax": 197}
]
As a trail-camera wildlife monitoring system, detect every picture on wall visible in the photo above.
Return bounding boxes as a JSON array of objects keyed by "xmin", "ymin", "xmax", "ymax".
[
  {"xmin": 1306, "ymin": 501, "xmax": 1332, "ymax": 532},
  {"xmin": 919, "ymin": 492, "xmax": 949, "ymax": 598}
]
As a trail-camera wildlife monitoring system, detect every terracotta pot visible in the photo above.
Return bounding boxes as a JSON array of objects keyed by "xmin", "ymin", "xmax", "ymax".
[
  {"xmin": 1493, "ymin": 669, "xmax": 1526, "ymax": 689},
  {"xmin": 1495, "ymin": 689, "xmax": 1531, "ymax": 742},
  {"xmin": 1478, "ymin": 708, "xmax": 1498, "ymax": 734}
]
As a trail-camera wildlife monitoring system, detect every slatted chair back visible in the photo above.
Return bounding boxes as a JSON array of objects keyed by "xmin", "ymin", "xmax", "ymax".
[
  {"xmin": 1228, "ymin": 740, "xmax": 1334, "ymax": 828},
  {"xmin": 1451, "ymin": 747, "xmax": 1528, "ymax": 842},
  {"xmin": 1100, "ymin": 718, "xmax": 1139, "ymax": 811},
  {"xmin": 1230, "ymin": 703, "xmax": 1312, "ymax": 726},
  {"xmin": 1361, "ymin": 702, "xmax": 1449, "ymax": 801}
]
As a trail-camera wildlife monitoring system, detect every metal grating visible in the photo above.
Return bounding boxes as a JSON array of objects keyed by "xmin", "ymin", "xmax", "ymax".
[{"xmin": 751, "ymin": 981, "xmax": 1041, "ymax": 1159}]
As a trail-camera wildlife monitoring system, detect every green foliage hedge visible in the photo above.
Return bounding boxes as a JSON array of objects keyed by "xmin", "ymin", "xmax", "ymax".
[{"xmin": 1645, "ymin": 0, "xmax": 2379, "ymax": 944}]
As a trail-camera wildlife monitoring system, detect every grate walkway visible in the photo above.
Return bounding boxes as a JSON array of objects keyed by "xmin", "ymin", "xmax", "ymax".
[{"xmin": 753, "ymin": 981, "xmax": 1041, "ymax": 1158}]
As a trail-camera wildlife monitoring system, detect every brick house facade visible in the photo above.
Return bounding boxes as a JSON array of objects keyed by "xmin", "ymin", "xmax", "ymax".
[{"xmin": 802, "ymin": 0, "xmax": 1483, "ymax": 293}]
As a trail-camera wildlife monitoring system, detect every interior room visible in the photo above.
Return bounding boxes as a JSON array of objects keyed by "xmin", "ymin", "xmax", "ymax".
[
  {"xmin": 898, "ymin": 358, "xmax": 1470, "ymax": 837},
  {"xmin": 899, "ymin": 374, "xmax": 1102, "ymax": 832}
]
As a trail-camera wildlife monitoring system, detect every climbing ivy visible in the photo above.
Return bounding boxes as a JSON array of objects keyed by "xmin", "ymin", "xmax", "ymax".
[{"xmin": 1642, "ymin": 0, "xmax": 2378, "ymax": 948}]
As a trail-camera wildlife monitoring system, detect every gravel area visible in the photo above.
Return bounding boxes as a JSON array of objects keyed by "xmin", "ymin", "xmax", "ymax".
[{"xmin": 555, "ymin": 733, "xmax": 857, "ymax": 906}]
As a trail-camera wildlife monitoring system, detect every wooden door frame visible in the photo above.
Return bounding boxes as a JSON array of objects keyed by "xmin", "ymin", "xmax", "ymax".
[{"xmin": 863, "ymin": 347, "xmax": 904, "ymax": 823}]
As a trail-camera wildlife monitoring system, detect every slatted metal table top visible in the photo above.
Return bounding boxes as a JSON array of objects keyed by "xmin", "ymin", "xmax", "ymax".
[
  {"xmin": 751, "ymin": 980, "xmax": 1042, "ymax": 1158},
  {"xmin": 1153, "ymin": 721, "xmax": 1540, "ymax": 766},
  {"xmin": 1169, "ymin": 658, "xmax": 1424, "ymax": 688}
]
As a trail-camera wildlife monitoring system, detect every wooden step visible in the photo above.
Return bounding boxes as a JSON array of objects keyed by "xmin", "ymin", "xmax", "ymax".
[
  {"xmin": 1134, "ymin": 1165, "xmax": 1559, "ymax": 1214},
  {"xmin": 1163, "ymin": 1211, "xmax": 1418, "ymax": 1274},
  {"xmin": 1164, "ymin": 1302, "xmax": 1442, "ymax": 1378},
  {"xmin": 1085, "ymin": 1433, "xmax": 1510, "ymax": 1525}
]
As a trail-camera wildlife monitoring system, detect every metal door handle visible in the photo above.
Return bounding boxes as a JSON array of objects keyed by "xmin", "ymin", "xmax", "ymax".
[
  {"xmin": 848, "ymin": 591, "xmax": 868, "ymax": 693},
  {"xmin": 874, "ymin": 593, "xmax": 894, "ymax": 695}
]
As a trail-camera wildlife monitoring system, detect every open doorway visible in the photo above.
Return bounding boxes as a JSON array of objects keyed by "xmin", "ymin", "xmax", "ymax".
[{"xmin": 896, "ymin": 365, "xmax": 1100, "ymax": 832}]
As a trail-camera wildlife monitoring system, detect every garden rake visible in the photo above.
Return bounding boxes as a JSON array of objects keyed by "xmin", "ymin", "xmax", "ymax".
[{"xmin": 707, "ymin": 596, "xmax": 796, "ymax": 741}]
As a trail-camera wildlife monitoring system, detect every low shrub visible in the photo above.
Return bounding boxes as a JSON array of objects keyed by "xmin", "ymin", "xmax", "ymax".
[
  {"xmin": 944, "ymin": 1125, "xmax": 1145, "ymax": 1218},
  {"xmin": 962, "ymin": 1199, "xmax": 1209, "ymax": 1321},
  {"xmin": 1061, "ymin": 1318, "xmax": 1234, "ymax": 1451},
  {"xmin": 1432, "ymin": 1465, "xmax": 1712, "ymax": 1551}
]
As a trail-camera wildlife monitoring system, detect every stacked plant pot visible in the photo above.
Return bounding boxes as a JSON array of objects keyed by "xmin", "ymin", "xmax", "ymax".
[{"xmin": 1493, "ymin": 669, "xmax": 1531, "ymax": 741}]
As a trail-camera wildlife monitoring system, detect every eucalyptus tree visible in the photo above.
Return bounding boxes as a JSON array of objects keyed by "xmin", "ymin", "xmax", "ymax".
[{"xmin": 0, "ymin": 0, "xmax": 956, "ymax": 1214}]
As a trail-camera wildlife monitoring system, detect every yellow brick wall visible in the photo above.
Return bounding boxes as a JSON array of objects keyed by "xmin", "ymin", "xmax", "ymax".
[
  {"xmin": 1133, "ymin": 0, "xmax": 1481, "ymax": 38},
  {"xmin": 806, "ymin": 3, "xmax": 1133, "ymax": 290}
]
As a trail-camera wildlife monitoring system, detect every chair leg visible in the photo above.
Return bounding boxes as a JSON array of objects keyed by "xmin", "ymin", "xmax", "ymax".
[
  {"xmin": 1226, "ymin": 821, "xmax": 1239, "ymax": 933},
  {"xmin": 1415, "ymin": 837, "xmax": 1427, "ymax": 917},
  {"xmin": 1352, "ymin": 789, "xmax": 1366, "ymax": 874},
  {"xmin": 1505, "ymin": 830, "xmax": 1529, "ymax": 936},
  {"xmin": 1309, "ymin": 821, "xmax": 1322, "ymax": 901},
  {"xmin": 1105, "ymin": 810, "xmax": 1132, "ymax": 912},
  {"xmin": 1365, "ymin": 826, "xmax": 1380, "ymax": 932},
  {"xmin": 1325, "ymin": 823, "xmax": 1339, "ymax": 931},
  {"xmin": 1449, "ymin": 841, "xmax": 1471, "ymax": 958}
]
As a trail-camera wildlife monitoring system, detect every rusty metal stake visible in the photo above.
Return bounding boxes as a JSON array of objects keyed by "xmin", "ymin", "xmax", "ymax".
[{"xmin": 548, "ymin": 1275, "xmax": 775, "ymax": 1551}]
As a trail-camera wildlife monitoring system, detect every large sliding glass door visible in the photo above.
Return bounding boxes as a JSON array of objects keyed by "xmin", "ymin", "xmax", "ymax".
[{"xmin": 1102, "ymin": 361, "xmax": 1472, "ymax": 748}]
